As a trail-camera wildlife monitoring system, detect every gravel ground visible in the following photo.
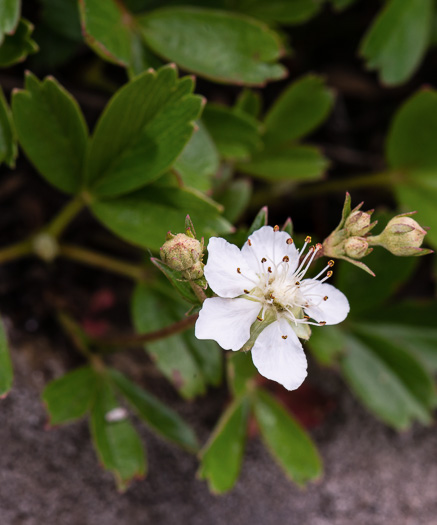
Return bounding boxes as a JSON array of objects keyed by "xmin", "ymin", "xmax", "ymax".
[{"xmin": 1, "ymin": 338, "xmax": 437, "ymax": 525}]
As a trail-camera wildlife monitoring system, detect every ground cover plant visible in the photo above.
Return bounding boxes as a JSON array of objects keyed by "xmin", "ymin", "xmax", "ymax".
[{"xmin": 1, "ymin": 0, "xmax": 437, "ymax": 494}]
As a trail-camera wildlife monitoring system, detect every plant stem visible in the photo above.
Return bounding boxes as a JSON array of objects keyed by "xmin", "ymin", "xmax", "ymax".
[
  {"xmin": 189, "ymin": 281, "xmax": 207, "ymax": 303},
  {"xmin": 59, "ymin": 243, "xmax": 147, "ymax": 281},
  {"xmin": 95, "ymin": 313, "xmax": 199, "ymax": 350},
  {"xmin": 0, "ymin": 238, "xmax": 33, "ymax": 264},
  {"xmin": 46, "ymin": 194, "xmax": 85, "ymax": 238}
]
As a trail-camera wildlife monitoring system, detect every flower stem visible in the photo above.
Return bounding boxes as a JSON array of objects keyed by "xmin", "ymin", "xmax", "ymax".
[
  {"xmin": 58, "ymin": 243, "xmax": 147, "ymax": 281},
  {"xmin": 94, "ymin": 313, "xmax": 199, "ymax": 351},
  {"xmin": 0, "ymin": 238, "xmax": 33, "ymax": 264},
  {"xmin": 45, "ymin": 194, "xmax": 85, "ymax": 238},
  {"xmin": 189, "ymin": 281, "xmax": 207, "ymax": 303}
]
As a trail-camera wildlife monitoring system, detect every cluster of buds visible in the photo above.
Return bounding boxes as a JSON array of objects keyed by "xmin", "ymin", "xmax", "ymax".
[
  {"xmin": 160, "ymin": 216, "xmax": 205, "ymax": 285},
  {"xmin": 323, "ymin": 193, "xmax": 431, "ymax": 275}
]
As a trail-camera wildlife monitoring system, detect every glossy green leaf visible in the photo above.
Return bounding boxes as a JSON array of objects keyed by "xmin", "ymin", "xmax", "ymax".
[
  {"xmin": 264, "ymin": 75, "xmax": 334, "ymax": 145},
  {"xmin": 150, "ymin": 258, "xmax": 200, "ymax": 305},
  {"xmin": 247, "ymin": 206, "xmax": 268, "ymax": 236},
  {"xmin": 79, "ymin": 0, "xmax": 134, "ymax": 66},
  {"xmin": 138, "ymin": 7, "xmax": 286, "ymax": 86},
  {"xmin": 308, "ymin": 325, "xmax": 346, "ymax": 366},
  {"xmin": 42, "ymin": 366, "xmax": 98, "ymax": 425},
  {"xmin": 360, "ymin": 0, "xmax": 433, "ymax": 86},
  {"xmin": 217, "ymin": 179, "xmax": 252, "ymax": 223},
  {"xmin": 85, "ymin": 66, "xmax": 203, "ymax": 197},
  {"xmin": 237, "ymin": 145, "xmax": 327, "ymax": 181},
  {"xmin": 202, "ymin": 103, "xmax": 262, "ymax": 160},
  {"xmin": 183, "ymin": 330, "xmax": 223, "ymax": 388},
  {"xmin": 232, "ymin": 0, "xmax": 322, "ymax": 24},
  {"xmin": 91, "ymin": 184, "xmax": 231, "ymax": 251},
  {"xmin": 0, "ymin": 18, "xmax": 38, "ymax": 67},
  {"xmin": 253, "ymin": 389, "xmax": 322, "ymax": 486},
  {"xmin": 0, "ymin": 319, "xmax": 13, "ymax": 397},
  {"xmin": 198, "ymin": 395, "xmax": 250, "ymax": 493},
  {"xmin": 0, "ymin": 0, "xmax": 20, "ymax": 43},
  {"xmin": 12, "ymin": 72, "xmax": 88, "ymax": 193},
  {"xmin": 341, "ymin": 333, "xmax": 434, "ymax": 429},
  {"xmin": 131, "ymin": 283, "xmax": 206, "ymax": 398},
  {"xmin": 90, "ymin": 378, "xmax": 146, "ymax": 491},
  {"xmin": 109, "ymin": 369, "xmax": 199, "ymax": 452},
  {"xmin": 0, "ymin": 86, "xmax": 17, "ymax": 167},
  {"xmin": 174, "ymin": 120, "xmax": 219, "ymax": 192},
  {"xmin": 227, "ymin": 351, "xmax": 257, "ymax": 398}
]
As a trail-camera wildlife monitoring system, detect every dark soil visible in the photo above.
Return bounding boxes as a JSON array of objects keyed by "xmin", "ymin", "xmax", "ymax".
[{"xmin": 1, "ymin": 337, "xmax": 437, "ymax": 525}]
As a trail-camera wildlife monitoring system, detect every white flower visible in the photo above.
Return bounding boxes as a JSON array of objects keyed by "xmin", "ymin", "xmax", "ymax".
[{"xmin": 195, "ymin": 225, "xmax": 350, "ymax": 391}]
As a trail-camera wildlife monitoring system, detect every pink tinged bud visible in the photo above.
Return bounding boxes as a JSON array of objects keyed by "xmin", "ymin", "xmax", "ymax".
[
  {"xmin": 160, "ymin": 233, "xmax": 204, "ymax": 277},
  {"xmin": 344, "ymin": 211, "xmax": 373, "ymax": 236},
  {"xmin": 343, "ymin": 237, "xmax": 369, "ymax": 259},
  {"xmin": 378, "ymin": 216, "xmax": 428, "ymax": 256}
]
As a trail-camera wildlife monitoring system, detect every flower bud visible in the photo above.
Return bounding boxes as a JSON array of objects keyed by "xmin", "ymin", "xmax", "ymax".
[
  {"xmin": 369, "ymin": 215, "xmax": 428, "ymax": 256},
  {"xmin": 343, "ymin": 237, "xmax": 369, "ymax": 259},
  {"xmin": 344, "ymin": 211, "xmax": 372, "ymax": 237},
  {"xmin": 160, "ymin": 233, "xmax": 204, "ymax": 278}
]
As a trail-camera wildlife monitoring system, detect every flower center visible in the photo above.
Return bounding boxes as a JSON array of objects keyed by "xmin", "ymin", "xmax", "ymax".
[{"xmin": 239, "ymin": 231, "xmax": 334, "ymax": 327}]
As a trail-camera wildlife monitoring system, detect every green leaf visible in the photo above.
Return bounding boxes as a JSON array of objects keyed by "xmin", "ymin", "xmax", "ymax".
[
  {"xmin": 0, "ymin": 318, "xmax": 13, "ymax": 397},
  {"xmin": 253, "ymin": 389, "xmax": 322, "ymax": 486},
  {"xmin": 0, "ymin": 0, "xmax": 20, "ymax": 43},
  {"xmin": 109, "ymin": 369, "xmax": 199, "ymax": 452},
  {"xmin": 131, "ymin": 283, "xmax": 206, "ymax": 398},
  {"xmin": 227, "ymin": 351, "xmax": 257, "ymax": 397},
  {"xmin": 308, "ymin": 325, "xmax": 346, "ymax": 366},
  {"xmin": 90, "ymin": 184, "xmax": 231, "ymax": 251},
  {"xmin": 264, "ymin": 75, "xmax": 334, "ymax": 145},
  {"xmin": 40, "ymin": 0, "xmax": 82, "ymax": 41},
  {"xmin": 237, "ymin": 144, "xmax": 328, "ymax": 181},
  {"xmin": 198, "ymin": 395, "xmax": 250, "ymax": 493},
  {"xmin": 90, "ymin": 377, "xmax": 146, "ymax": 491},
  {"xmin": 79, "ymin": 0, "xmax": 134, "ymax": 66},
  {"xmin": 151, "ymin": 258, "xmax": 200, "ymax": 305},
  {"xmin": 202, "ymin": 103, "xmax": 262, "ymax": 160},
  {"xmin": 12, "ymin": 72, "xmax": 88, "ymax": 194},
  {"xmin": 0, "ymin": 18, "xmax": 38, "ymax": 67},
  {"xmin": 341, "ymin": 332, "xmax": 434, "ymax": 429},
  {"xmin": 247, "ymin": 206, "xmax": 268, "ymax": 236},
  {"xmin": 234, "ymin": 89, "xmax": 262, "ymax": 118},
  {"xmin": 360, "ymin": 0, "xmax": 433, "ymax": 86},
  {"xmin": 232, "ymin": 0, "xmax": 322, "ymax": 24},
  {"xmin": 217, "ymin": 179, "xmax": 252, "ymax": 224},
  {"xmin": 174, "ymin": 120, "xmax": 219, "ymax": 192},
  {"xmin": 0, "ymin": 86, "xmax": 17, "ymax": 167},
  {"xmin": 330, "ymin": 0, "xmax": 357, "ymax": 11},
  {"xmin": 183, "ymin": 330, "xmax": 223, "ymax": 388},
  {"xmin": 42, "ymin": 366, "xmax": 98, "ymax": 425},
  {"xmin": 138, "ymin": 7, "xmax": 286, "ymax": 86},
  {"xmin": 85, "ymin": 66, "xmax": 203, "ymax": 197}
]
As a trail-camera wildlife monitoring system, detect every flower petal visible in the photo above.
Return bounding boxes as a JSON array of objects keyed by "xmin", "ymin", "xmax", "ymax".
[
  {"xmin": 251, "ymin": 319, "xmax": 308, "ymax": 390},
  {"xmin": 241, "ymin": 225, "xmax": 299, "ymax": 273},
  {"xmin": 195, "ymin": 297, "xmax": 261, "ymax": 351},
  {"xmin": 302, "ymin": 281, "xmax": 350, "ymax": 325},
  {"xmin": 204, "ymin": 237, "xmax": 258, "ymax": 298}
]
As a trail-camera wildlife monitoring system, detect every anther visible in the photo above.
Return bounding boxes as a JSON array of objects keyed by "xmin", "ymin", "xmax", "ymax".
[
  {"xmin": 273, "ymin": 225, "xmax": 280, "ymax": 232},
  {"xmin": 281, "ymin": 335, "xmax": 288, "ymax": 340},
  {"xmin": 283, "ymin": 255, "xmax": 289, "ymax": 262},
  {"xmin": 237, "ymin": 268, "xmax": 241, "ymax": 274},
  {"xmin": 269, "ymin": 293, "xmax": 275, "ymax": 299},
  {"xmin": 316, "ymin": 243, "xmax": 323, "ymax": 250},
  {"xmin": 244, "ymin": 289, "xmax": 249, "ymax": 294},
  {"xmin": 295, "ymin": 281, "xmax": 300, "ymax": 286},
  {"xmin": 304, "ymin": 315, "xmax": 310, "ymax": 320},
  {"xmin": 286, "ymin": 238, "xmax": 294, "ymax": 245},
  {"xmin": 261, "ymin": 257, "xmax": 267, "ymax": 263},
  {"xmin": 267, "ymin": 267, "xmax": 272, "ymax": 273},
  {"xmin": 305, "ymin": 236, "xmax": 312, "ymax": 243},
  {"xmin": 323, "ymin": 296, "xmax": 328, "ymax": 301},
  {"xmin": 248, "ymin": 239, "xmax": 252, "ymax": 246},
  {"xmin": 328, "ymin": 260, "xmax": 335, "ymax": 267},
  {"xmin": 319, "ymin": 321, "xmax": 327, "ymax": 326},
  {"xmin": 257, "ymin": 316, "xmax": 263, "ymax": 322},
  {"xmin": 327, "ymin": 270, "xmax": 333, "ymax": 278}
]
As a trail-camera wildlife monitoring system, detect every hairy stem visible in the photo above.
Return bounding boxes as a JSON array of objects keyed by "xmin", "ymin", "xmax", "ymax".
[
  {"xmin": 45, "ymin": 194, "xmax": 86, "ymax": 238},
  {"xmin": 0, "ymin": 238, "xmax": 33, "ymax": 264},
  {"xmin": 59, "ymin": 243, "xmax": 147, "ymax": 281}
]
